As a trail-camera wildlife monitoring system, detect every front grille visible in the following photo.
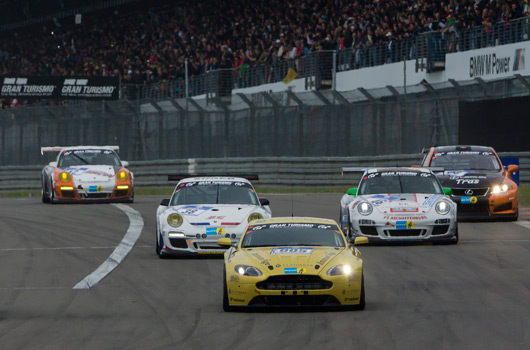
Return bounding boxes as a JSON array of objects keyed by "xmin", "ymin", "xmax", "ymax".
[
  {"xmin": 452, "ymin": 188, "xmax": 489, "ymax": 196},
  {"xmin": 359, "ymin": 226, "xmax": 378, "ymax": 236},
  {"xmin": 169, "ymin": 238, "xmax": 188, "ymax": 248},
  {"xmin": 194, "ymin": 242, "xmax": 224, "ymax": 250},
  {"xmin": 493, "ymin": 202, "xmax": 513, "ymax": 212},
  {"xmin": 60, "ymin": 190, "xmax": 76, "ymax": 198},
  {"xmin": 458, "ymin": 201, "xmax": 489, "ymax": 213},
  {"xmin": 256, "ymin": 275, "xmax": 332, "ymax": 290},
  {"xmin": 82, "ymin": 193, "xmax": 110, "ymax": 199},
  {"xmin": 114, "ymin": 189, "xmax": 129, "ymax": 197},
  {"xmin": 249, "ymin": 295, "xmax": 340, "ymax": 306},
  {"xmin": 384, "ymin": 229, "xmax": 424, "ymax": 237},
  {"xmin": 432, "ymin": 225, "xmax": 450, "ymax": 235}
]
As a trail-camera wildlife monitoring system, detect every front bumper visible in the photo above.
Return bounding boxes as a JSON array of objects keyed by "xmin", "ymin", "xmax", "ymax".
[
  {"xmin": 159, "ymin": 233, "xmax": 238, "ymax": 256},
  {"xmin": 226, "ymin": 273, "xmax": 363, "ymax": 307},
  {"xmin": 53, "ymin": 186, "xmax": 133, "ymax": 203},
  {"xmin": 451, "ymin": 192, "xmax": 518, "ymax": 220},
  {"xmin": 351, "ymin": 218, "xmax": 457, "ymax": 243}
]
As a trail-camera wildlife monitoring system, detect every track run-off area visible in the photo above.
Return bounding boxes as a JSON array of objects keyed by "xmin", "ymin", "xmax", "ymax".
[{"xmin": 1, "ymin": 194, "xmax": 530, "ymax": 349}]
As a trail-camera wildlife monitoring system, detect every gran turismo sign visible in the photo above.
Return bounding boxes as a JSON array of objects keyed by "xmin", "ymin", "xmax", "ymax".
[{"xmin": 0, "ymin": 76, "xmax": 119, "ymax": 100}]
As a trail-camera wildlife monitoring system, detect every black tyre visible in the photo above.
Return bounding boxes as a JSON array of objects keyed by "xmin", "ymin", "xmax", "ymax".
[
  {"xmin": 41, "ymin": 177, "xmax": 50, "ymax": 203},
  {"xmin": 156, "ymin": 229, "xmax": 161, "ymax": 256},
  {"xmin": 223, "ymin": 267, "xmax": 233, "ymax": 312}
]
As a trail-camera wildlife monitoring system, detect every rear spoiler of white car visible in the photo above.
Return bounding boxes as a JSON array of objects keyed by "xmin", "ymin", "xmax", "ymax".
[
  {"xmin": 40, "ymin": 145, "xmax": 120, "ymax": 155},
  {"xmin": 341, "ymin": 166, "xmax": 446, "ymax": 176},
  {"xmin": 168, "ymin": 174, "xmax": 259, "ymax": 181}
]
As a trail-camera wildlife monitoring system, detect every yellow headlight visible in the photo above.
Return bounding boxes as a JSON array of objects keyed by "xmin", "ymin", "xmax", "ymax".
[
  {"xmin": 248, "ymin": 213, "xmax": 263, "ymax": 222},
  {"xmin": 59, "ymin": 172, "xmax": 71, "ymax": 183},
  {"xmin": 167, "ymin": 213, "xmax": 183, "ymax": 227},
  {"xmin": 117, "ymin": 171, "xmax": 128, "ymax": 181}
]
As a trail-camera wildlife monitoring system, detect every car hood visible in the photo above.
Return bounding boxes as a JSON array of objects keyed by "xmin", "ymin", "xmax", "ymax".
[
  {"xmin": 239, "ymin": 247, "xmax": 353, "ymax": 274},
  {"xmin": 358, "ymin": 193, "xmax": 443, "ymax": 214},
  {"xmin": 63, "ymin": 166, "xmax": 116, "ymax": 183},
  {"xmin": 171, "ymin": 204, "xmax": 260, "ymax": 225},
  {"xmin": 435, "ymin": 170, "xmax": 503, "ymax": 189}
]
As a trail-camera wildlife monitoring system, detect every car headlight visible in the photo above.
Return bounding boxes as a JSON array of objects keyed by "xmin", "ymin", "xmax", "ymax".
[
  {"xmin": 357, "ymin": 202, "xmax": 373, "ymax": 216},
  {"xmin": 491, "ymin": 183, "xmax": 510, "ymax": 194},
  {"xmin": 248, "ymin": 212, "xmax": 263, "ymax": 222},
  {"xmin": 235, "ymin": 265, "xmax": 262, "ymax": 276},
  {"xmin": 117, "ymin": 170, "xmax": 128, "ymax": 181},
  {"xmin": 326, "ymin": 264, "xmax": 354, "ymax": 276},
  {"xmin": 435, "ymin": 201, "xmax": 451, "ymax": 215},
  {"xmin": 167, "ymin": 213, "xmax": 183, "ymax": 227},
  {"xmin": 59, "ymin": 171, "xmax": 71, "ymax": 183}
]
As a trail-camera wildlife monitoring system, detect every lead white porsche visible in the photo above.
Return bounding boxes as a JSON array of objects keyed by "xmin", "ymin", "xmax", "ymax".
[
  {"xmin": 156, "ymin": 176, "xmax": 272, "ymax": 257},
  {"xmin": 340, "ymin": 167, "xmax": 458, "ymax": 244}
]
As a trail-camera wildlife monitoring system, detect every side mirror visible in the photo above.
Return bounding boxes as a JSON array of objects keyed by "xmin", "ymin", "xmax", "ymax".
[
  {"xmin": 259, "ymin": 198, "xmax": 270, "ymax": 206},
  {"xmin": 443, "ymin": 188, "xmax": 453, "ymax": 196},
  {"xmin": 353, "ymin": 237, "xmax": 369, "ymax": 245},
  {"xmin": 121, "ymin": 160, "xmax": 129, "ymax": 167},
  {"xmin": 347, "ymin": 188, "xmax": 357, "ymax": 196},
  {"xmin": 217, "ymin": 238, "xmax": 233, "ymax": 247},
  {"xmin": 160, "ymin": 198, "xmax": 170, "ymax": 206},
  {"xmin": 49, "ymin": 161, "xmax": 57, "ymax": 167},
  {"xmin": 507, "ymin": 164, "xmax": 519, "ymax": 174}
]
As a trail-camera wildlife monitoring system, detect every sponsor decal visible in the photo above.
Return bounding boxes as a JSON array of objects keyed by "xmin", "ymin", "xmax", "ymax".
[
  {"xmin": 229, "ymin": 297, "xmax": 245, "ymax": 302},
  {"xmin": 271, "ymin": 247, "xmax": 314, "ymax": 255},
  {"xmin": 390, "ymin": 207, "xmax": 418, "ymax": 213},
  {"xmin": 396, "ymin": 220, "xmax": 415, "ymax": 229},
  {"xmin": 367, "ymin": 194, "xmax": 400, "ymax": 206},
  {"xmin": 88, "ymin": 185, "xmax": 103, "ymax": 193},
  {"xmin": 461, "ymin": 196, "xmax": 478, "ymax": 204},
  {"xmin": 206, "ymin": 227, "xmax": 225, "ymax": 235},
  {"xmin": 177, "ymin": 205, "xmax": 214, "ymax": 216},
  {"xmin": 284, "ymin": 267, "xmax": 307, "ymax": 274},
  {"xmin": 383, "ymin": 216, "xmax": 427, "ymax": 220},
  {"xmin": 455, "ymin": 179, "xmax": 480, "ymax": 185},
  {"xmin": 422, "ymin": 195, "xmax": 440, "ymax": 207},
  {"xmin": 230, "ymin": 275, "xmax": 240, "ymax": 283},
  {"xmin": 250, "ymin": 253, "xmax": 271, "ymax": 267}
]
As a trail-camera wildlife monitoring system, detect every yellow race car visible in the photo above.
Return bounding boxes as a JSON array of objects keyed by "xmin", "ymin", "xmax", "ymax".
[{"xmin": 218, "ymin": 217, "xmax": 368, "ymax": 311}]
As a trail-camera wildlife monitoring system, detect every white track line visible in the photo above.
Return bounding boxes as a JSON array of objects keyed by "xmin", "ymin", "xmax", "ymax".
[
  {"xmin": 73, "ymin": 204, "xmax": 144, "ymax": 290},
  {"xmin": 513, "ymin": 220, "xmax": 530, "ymax": 230}
]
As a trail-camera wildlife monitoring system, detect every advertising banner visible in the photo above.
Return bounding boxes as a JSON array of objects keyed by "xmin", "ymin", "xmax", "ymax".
[{"xmin": 0, "ymin": 76, "xmax": 119, "ymax": 100}]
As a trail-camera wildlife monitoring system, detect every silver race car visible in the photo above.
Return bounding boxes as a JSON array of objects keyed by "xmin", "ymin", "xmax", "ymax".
[
  {"xmin": 340, "ymin": 167, "xmax": 458, "ymax": 244},
  {"xmin": 156, "ymin": 176, "xmax": 272, "ymax": 257}
]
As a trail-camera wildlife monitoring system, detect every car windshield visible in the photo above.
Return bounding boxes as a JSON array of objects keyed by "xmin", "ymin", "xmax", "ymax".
[
  {"xmin": 241, "ymin": 223, "xmax": 345, "ymax": 248},
  {"xmin": 58, "ymin": 149, "xmax": 121, "ymax": 167},
  {"xmin": 358, "ymin": 171, "xmax": 443, "ymax": 195},
  {"xmin": 171, "ymin": 180, "xmax": 259, "ymax": 205},
  {"xmin": 429, "ymin": 151, "xmax": 501, "ymax": 171}
]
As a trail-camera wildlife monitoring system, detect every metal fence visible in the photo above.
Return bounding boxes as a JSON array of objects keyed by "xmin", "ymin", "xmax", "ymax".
[{"xmin": 2, "ymin": 74, "xmax": 530, "ymax": 166}]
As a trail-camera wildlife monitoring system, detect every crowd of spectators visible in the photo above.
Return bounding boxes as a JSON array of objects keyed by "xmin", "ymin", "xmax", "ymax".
[{"xmin": 1, "ymin": 0, "xmax": 530, "ymax": 107}]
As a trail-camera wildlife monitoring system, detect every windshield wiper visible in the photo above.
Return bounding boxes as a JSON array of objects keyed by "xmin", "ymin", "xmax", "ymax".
[{"xmin": 70, "ymin": 153, "xmax": 89, "ymax": 165}]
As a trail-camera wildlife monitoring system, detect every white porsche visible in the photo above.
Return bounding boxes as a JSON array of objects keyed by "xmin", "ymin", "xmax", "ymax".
[
  {"xmin": 340, "ymin": 167, "xmax": 458, "ymax": 244},
  {"xmin": 156, "ymin": 176, "xmax": 272, "ymax": 257}
]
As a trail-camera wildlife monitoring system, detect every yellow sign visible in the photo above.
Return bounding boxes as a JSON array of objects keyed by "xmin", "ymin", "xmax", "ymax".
[
  {"xmin": 216, "ymin": 228, "xmax": 225, "ymax": 235},
  {"xmin": 282, "ymin": 67, "xmax": 298, "ymax": 84},
  {"xmin": 297, "ymin": 268, "xmax": 306, "ymax": 274},
  {"xmin": 470, "ymin": 196, "xmax": 478, "ymax": 204},
  {"xmin": 97, "ymin": 185, "xmax": 103, "ymax": 192},
  {"xmin": 406, "ymin": 221, "xmax": 415, "ymax": 229}
]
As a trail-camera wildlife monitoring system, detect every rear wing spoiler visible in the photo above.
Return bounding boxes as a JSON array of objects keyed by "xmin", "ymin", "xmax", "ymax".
[
  {"xmin": 341, "ymin": 167, "xmax": 445, "ymax": 176},
  {"xmin": 41, "ymin": 145, "xmax": 120, "ymax": 155},
  {"xmin": 168, "ymin": 174, "xmax": 259, "ymax": 181}
]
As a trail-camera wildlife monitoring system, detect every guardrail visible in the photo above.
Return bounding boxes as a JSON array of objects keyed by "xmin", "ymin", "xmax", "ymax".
[{"xmin": 1, "ymin": 152, "xmax": 529, "ymax": 192}]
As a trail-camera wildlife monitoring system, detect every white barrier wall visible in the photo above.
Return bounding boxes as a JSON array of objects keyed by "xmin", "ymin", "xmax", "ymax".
[{"xmin": 234, "ymin": 41, "xmax": 530, "ymax": 94}]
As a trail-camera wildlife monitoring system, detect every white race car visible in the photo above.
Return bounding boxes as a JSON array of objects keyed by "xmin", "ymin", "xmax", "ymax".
[
  {"xmin": 41, "ymin": 145, "xmax": 134, "ymax": 204},
  {"xmin": 340, "ymin": 167, "xmax": 458, "ymax": 244},
  {"xmin": 156, "ymin": 176, "xmax": 272, "ymax": 257}
]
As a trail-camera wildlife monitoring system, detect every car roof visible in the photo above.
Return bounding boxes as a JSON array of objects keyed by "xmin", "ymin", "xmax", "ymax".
[
  {"xmin": 431, "ymin": 145, "xmax": 493, "ymax": 153},
  {"xmin": 364, "ymin": 167, "xmax": 433, "ymax": 174},
  {"xmin": 250, "ymin": 217, "xmax": 339, "ymax": 226},
  {"xmin": 179, "ymin": 176, "xmax": 252, "ymax": 184}
]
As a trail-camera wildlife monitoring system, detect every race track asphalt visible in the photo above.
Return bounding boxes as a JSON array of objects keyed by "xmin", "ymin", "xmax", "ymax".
[{"xmin": 1, "ymin": 194, "xmax": 530, "ymax": 349}]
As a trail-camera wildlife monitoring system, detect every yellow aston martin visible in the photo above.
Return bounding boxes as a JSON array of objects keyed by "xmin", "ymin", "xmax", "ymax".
[{"xmin": 218, "ymin": 217, "xmax": 368, "ymax": 311}]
